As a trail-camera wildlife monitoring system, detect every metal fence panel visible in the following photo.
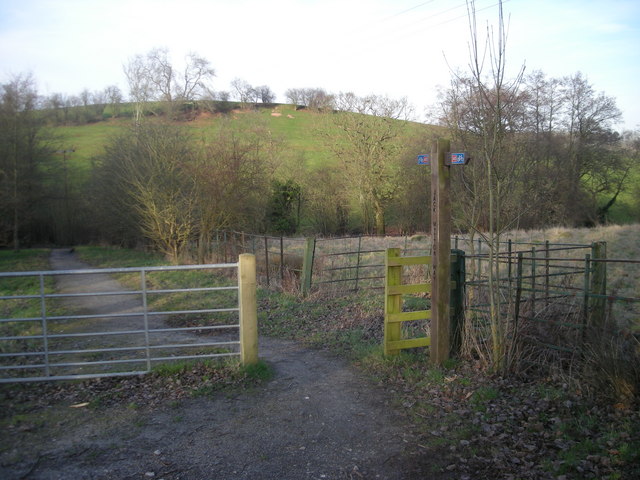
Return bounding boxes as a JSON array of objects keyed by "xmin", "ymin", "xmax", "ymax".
[{"xmin": 0, "ymin": 263, "xmax": 241, "ymax": 383}]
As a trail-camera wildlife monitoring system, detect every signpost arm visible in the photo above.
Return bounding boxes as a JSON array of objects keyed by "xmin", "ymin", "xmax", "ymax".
[{"xmin": 430, "ymin": 138, "xmax": 452, "ymax": 365}]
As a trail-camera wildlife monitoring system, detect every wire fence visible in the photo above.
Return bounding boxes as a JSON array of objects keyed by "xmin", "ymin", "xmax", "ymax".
[
  {"xmin": 463, "ymin": 240, "xmax": 639, "ymax": 363},
  {"xmin": 208, "ymin": 231, "xmax": 434, "ymax": 293},
  {"xmin": 208, "ymin": 231, "xmax": 639, "ymax": 356}
]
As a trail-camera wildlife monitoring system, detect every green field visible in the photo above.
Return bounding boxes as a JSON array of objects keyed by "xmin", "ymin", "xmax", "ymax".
[
  {"xmin": 51, "ymin": 104, "xmax": 342, "ymax": 176},
  {"xmin": 49, "ymin": 103, "xmax": 640, "ymax": 226}
]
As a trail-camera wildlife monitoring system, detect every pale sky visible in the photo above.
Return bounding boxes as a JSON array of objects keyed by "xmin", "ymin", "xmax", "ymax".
[{"xmin": 1, "ymin": 0, "xmax": 638, "ymax": 130}]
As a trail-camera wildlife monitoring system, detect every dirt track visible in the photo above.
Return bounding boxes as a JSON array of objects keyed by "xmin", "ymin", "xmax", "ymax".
[{"xmin": 0, "ymin": 251, "xmax": 444, "ymax": 480}]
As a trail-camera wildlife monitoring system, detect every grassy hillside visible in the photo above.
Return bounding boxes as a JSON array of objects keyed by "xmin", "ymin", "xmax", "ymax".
[
  {"xmin": 54, "ymin": 120, "xmax": 129, "ymax": 174},
  {"xmin": 50, "ymin": 102, "xmax": 440, "ymax": 179},
  {"xmin": 51, "ymin": 104, "xmax": 341, "ymax": 174},
  {"xmin": 49, "ymin": 103, "xmax": 640, "ymax": 226}
]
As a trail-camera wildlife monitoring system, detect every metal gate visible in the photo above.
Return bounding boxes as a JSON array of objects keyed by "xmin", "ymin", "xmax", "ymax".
[{"xmin": 0, "ymin": 256, "xmax": 258, "ymax": 383}]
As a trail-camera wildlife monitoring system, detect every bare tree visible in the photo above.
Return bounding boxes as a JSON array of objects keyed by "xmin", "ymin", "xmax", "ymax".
[
  {"xmin": 216, "ymin": 90, "xmax": 231, "ymax": 102},
  {"xmin": 304, "ymin": 88, "xmax": 334, "ymax": 110},
  {"xmin": 123, "ymin": 54, "xmax": 157, "ymax": 123},
  {"xmin": 322, "ymin": 93, "xmax": 411, "ymax": 233},
  {"xmin": 144, "ymin": 47, "xmax": 173, "ymax": 103},
  {"xmin": 124, "ymin": 48, "xmax": 215, "ymax": 120},
  {"xmin": 79, "ymin": 88, "xmax": 91, "ymax": 108},
  {"xmin": 286, "ymin": 88, "xmax": 335, "ymax": 110},
  {"xmin": 285, "ymin": 88, "xmax": 303, "ymax": 106},
  {"xmin": 231, "ymin": 78, "xmax": 254, "ymax": 108},
  {"xmin": 441, "ymin": 0, "xmax": 526, "ymax": 371},
  {"xmin": 45, "ymin": 92, "xmax": 65, "ymax": 123},
  {"xmin": 177, "ymin": 52, "xmax": 215, "ymax": 102},
  {"xmin": 104, "ymin": 85, "xmax": 123, "ymax": 118},
  {"xmin": 93, "ymin": 123, "xmax": 197, "ymax": 262},
  {"xmin": 254, "ymin": 85, "xmax": 275, "ymax": 104},
  {"xmin": 189, "ymin": 114, "xmax": 276, "ymax": 261}
]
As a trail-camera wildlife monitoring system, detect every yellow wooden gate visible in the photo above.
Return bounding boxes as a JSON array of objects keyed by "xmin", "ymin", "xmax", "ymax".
[
  {"xmin": 384, "ymin": 248, "xmax": 464, "ymax": 357},
  {"xmin": 384, "ymin": 248, "xmax": 432, "ymax": 355}
]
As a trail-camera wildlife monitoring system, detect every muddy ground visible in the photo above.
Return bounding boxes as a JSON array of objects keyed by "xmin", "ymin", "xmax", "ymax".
[{"xmin": 0, "ymin": 251, "xmax": 448, "ymax": 480}]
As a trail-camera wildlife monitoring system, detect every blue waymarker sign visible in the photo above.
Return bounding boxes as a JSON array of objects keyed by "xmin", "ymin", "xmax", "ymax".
[
  {"xmin": 450, "ymin": 153, "xmax": 465, "ymax": 165},
  {"xmin": 417, "ymin": 154, "xmax": 430, "ymax": 165},
  {"xmin": 445, "ymin": 152, "xmax": 469, "ymax": 165}
]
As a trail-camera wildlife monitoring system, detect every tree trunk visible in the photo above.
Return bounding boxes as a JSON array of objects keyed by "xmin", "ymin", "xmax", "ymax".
[{"xmin": 374, "ymin": 202, "xmax": 385, "ymax": 235}]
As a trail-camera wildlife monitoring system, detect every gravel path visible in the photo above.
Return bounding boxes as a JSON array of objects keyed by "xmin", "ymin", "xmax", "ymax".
[{"xmin": 0, "ymin": 251, "xmax": 443, "ymax": 480}]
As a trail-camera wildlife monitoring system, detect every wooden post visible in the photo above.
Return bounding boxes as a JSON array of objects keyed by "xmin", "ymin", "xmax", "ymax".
[
  {"xmin": 582, "ymin": 253, "xmax": 591, "ymax": 344},
  {"xmin": 354, "ymin": 235, "xmax": 362, "ymax": 291},
  {"xmin": 589, "ymin": 241, "xmax": 607, "ymax": 329},
  {"xmin": 544, "ymin": 240, "xmax": 550, "ymax": 308},
  {"xmin": 223, "ymin": 231, "xmax": 228, "ymax": 263},
  {"xmin": 238, "ymin": 254, "xmax": 258, "ymax": 366},
  {"xmin": 507, "ymin": 239, "xmax": 513, "ymax": 285},
  {"xmin": 264, "ymin": 236, "xmax": 270, "ymax": 287},
  {"xmin": 301, "ymin": 237, "xmax": 315, "ymax": 297},
  {"xmin": 430, "ymin": 138, "xmax": 451, "ymax": 365},
  {"xmin": 280, "ymin": 236, "xmax": 284, "ymax": 286}
]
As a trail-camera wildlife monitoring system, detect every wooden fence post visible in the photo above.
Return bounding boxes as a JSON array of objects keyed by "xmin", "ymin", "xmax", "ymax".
[
  {"xmin": 238, "ymin": 254, "xmax": 258, "ymax": 366},
  {"xmin": 531, "ymin": 247, "xmax": 537, "ymax": 316},
  {"xmin": 264, "ymin": 236, "xmax": 270, "ymax": 287},
  {"xmin": 582, "ymin": 253, "xmax": 591, "ymax": 340},
  {"xmin": 589, "ymin": 241, "xmax": 607, "ymax": 329},
  {"xmin": 354, "ymin": 235, "xmax": 362, "ymax": 291},
  {"xmin": 544, "ymin": 240, "xmax": 550, "ymax": 308},
  {"xmin": 280, "ymin": 236, "xmax": 284, "ymax": 286},
  {"xmin": 430, "ymin": 138, "xmax": 451, "ymax": 365},
  {"xmin": 301, "ymin": 237, "xmax": 315, "ymax": 297}
]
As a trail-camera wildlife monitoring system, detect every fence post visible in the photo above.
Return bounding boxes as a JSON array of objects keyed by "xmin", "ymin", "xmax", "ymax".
[
  {"xmin": 582, "ymin": 253, "xmax": 591, "ymax": 340},
  {"xmin": 264, "ymin": 236, "xmax": 270, "ymax": 287},
  {"xmin": 507, "ymin": 239, "xmax": 512, "ymax": 286},
  {"xmin": 301, "ymin": 237, "xmax": 315, "ymax": 297},
  {"xmin": 531, "ymin": 247, "xmax": 536, "ymax": 316},
  {"xmin": 280, "ymin": 236, "xmax": 284, "ymax": 286},
  {"xmin": 223, "ymin": 231, "xmax": 228, "ymax": 262},
  {"xmin": 589, "ymin": 241, "xmax": 607, "ymax": 329},
  {"xmin": 513, "ymin": 252, "xmax": 524, "ymax": 336},
  {"xmin": 450, "ymin": 249, "xmax": 465, "ymax": 356},
  {"xmin": 430, "ymin": 138, "xmax": 451, "ymax": 365},
  {"xmin": 354, "ymin": 235, "xmax": 362, "ymax": 292},
  {"xmin": 239, "ymin": 254, "xmax": 258, "ymax": 366}
]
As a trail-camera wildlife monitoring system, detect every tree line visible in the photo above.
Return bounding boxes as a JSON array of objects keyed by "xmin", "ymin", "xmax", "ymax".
[
  {"xmin": 28, "ymin": 47, "xmax": 341, "ymax": 127},
  {"xmin": 1, "ymin": 56, "xmax": 638, "ymax": 258}
]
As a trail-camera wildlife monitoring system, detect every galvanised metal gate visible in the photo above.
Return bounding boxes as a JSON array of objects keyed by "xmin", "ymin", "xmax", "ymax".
[{"xmin": 0, "ymin": 255, "xmax": 258, "ymax": 383}]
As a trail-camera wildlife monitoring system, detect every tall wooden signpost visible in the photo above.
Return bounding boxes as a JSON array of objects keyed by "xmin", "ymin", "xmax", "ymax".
[
  {"xmin": 418, "ymin": 139, "xmax": 469, "ymax": 365},
  {"xmin": 431, "ymin": 139, "xmax": 451, "ymax": 364}
]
